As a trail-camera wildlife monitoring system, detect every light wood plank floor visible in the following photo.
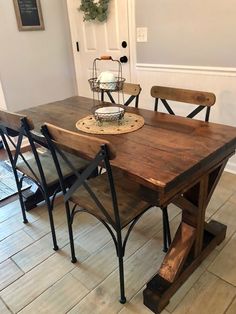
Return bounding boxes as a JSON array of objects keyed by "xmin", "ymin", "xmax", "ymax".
[{"xmin": 0, "ymin": 171, "xmax": 235, "ymax": 314}]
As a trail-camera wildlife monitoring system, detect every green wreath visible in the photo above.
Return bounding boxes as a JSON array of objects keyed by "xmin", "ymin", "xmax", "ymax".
[{"xmin": 79, "ymin": 0, "xmax": 111, "ymax": 22}]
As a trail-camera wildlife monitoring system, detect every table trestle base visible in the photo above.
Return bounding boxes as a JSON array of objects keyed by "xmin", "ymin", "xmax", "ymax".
[
  {"xmin": 143, "ymin": 220, "xmax": 226, "ymax": 313},
  {"xmin": 143, "ymin": 158, "xmax": 229, "ymax": 313}
]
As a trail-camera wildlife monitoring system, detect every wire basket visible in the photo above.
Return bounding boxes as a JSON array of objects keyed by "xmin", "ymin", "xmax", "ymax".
[
  {"xmin": 88, "ymin": 56, "xmax": 125, "ymax": 93},
  {"xmin": 88, "ymin": 77, "xmax": 125, "ymax": 92}
]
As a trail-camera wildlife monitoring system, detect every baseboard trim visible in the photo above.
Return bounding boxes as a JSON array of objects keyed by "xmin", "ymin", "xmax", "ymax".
[
  {"xmin": 225, "ymin": 161, "xmax": 236, "ymax": 174},
  {"xmin": 136, "ymin": 63, "xmax": 236, "ymax": 76}
]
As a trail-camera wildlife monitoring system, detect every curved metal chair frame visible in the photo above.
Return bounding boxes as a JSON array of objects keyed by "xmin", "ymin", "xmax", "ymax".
[
  {"xmin": 42, "ymin": 124, "xmax": 152, "ymax": 304},
  {"xmin": 0, "ymin": 114, "xmax": 58, "ymax": 250}
]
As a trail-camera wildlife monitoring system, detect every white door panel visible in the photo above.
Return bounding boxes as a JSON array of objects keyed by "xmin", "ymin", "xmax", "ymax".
[{"xmin": 67, "ymin": 0, "xmax": 131, "ymax": 98}]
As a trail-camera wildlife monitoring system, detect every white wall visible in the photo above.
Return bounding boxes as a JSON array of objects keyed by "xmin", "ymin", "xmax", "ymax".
[
  {"xmin": 0, "ymin": 0, "xmax": 77, "ymax": 111},
  {"xmin": 135, "ymin": 66, "xmax": 236, "ymax": 173},
  {"xmin": 134, "ymin": 1, "xmax": 236, "ymax": 173},
  {"xmin": 136, "ymin": 0, "xmax": 236, "ymax": 67}
]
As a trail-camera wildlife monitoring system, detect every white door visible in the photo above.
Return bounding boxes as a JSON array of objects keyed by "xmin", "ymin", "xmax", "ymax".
[{"xmin": 67, "ymin": 0, "xmax": 131, "ymax": 98}]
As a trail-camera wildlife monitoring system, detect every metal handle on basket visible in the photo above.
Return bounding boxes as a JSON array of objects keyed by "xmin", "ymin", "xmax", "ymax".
[
  {"xmin": 99, "ymin": 57, "xmax": 123, "ymax": 82},
  {"xmin": 100, "ymin": 56, "xmax": 113, "ymax": 60}
]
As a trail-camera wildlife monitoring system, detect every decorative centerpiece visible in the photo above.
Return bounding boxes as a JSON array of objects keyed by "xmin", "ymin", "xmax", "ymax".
[
  {"xmin": 88, "ymin": 56, "xmax": 125, "ymax": 94},
  {"xmin": 97, "ymin": 71, "xmax": 117, "ymax": 90},
  {"xmin": 76, "ymin": 55, "xmax": 145, "ymax": 135},
  {"xmin": 94, "ymin": 106, "xmax": 125, "ymax": 123},
  {"xmin": 76, "ymin": 111, "xmax": 145, "ymax": 135}
]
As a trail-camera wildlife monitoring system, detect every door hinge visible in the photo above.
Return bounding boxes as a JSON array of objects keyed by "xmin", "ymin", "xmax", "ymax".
[{"xmin": 76, "ymin": 42, "xmax": 79, "ymax": 52}]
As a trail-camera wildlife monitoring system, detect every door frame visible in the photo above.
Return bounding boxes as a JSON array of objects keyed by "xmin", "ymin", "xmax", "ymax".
[
  {"xmin": 0, "ymin": 80, "xmax": 7, "ymax": 110},
  {"xmin": 127, "ymin": 0, "xmax": 137, "ymax": 83},
  {"xmin": 66, "ymin": 0, "xmax": 137, "ymax": 95}
]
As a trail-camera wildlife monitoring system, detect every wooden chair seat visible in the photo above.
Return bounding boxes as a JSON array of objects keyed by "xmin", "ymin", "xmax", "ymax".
[
  {"xmin": 70, "ymin": 168, "xmax": 151, "ymax": 229},
  {"xmin": 17, "ymin": 148, "xmax": 89, "ymax": 186}
]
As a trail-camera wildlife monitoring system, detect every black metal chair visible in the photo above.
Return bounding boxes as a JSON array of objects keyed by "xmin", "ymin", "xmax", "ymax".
[
  {"xmin": 0, "ymin": 110, "xmax": 89, "ymax": 250},
  {"xmin": 99, "ymin": 82, "xmax": 142, "ymax": 176},
  {"xmin": 151, "ymin": 85, "xmax": 216, "ymax": 251},
  {"xmin": 42, "ymin": 123, "xmax": 153, "ymax": 304},
  {"xmin": 151, "ymin": 85, "xmax": 216, "ymax": 121},
  {"xmin": 101, "ymin": 82, "xmax": 142, "ymax": 107}
]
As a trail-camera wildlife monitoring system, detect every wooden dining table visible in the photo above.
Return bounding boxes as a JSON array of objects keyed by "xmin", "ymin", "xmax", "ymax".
[{"xmin": 20, "ymin": 96, "xmax": 236, "ymax": 313}]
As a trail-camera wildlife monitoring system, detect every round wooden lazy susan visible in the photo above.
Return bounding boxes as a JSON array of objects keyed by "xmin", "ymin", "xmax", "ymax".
[{"xmin": 76, "ymin": 113, "xmax": 144, "ymax": 135}]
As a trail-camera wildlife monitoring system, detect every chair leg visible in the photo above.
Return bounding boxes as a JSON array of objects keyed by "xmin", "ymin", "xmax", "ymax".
[
  {"xmin": 65, "ymin": 202, "xmax": 77, "ymax": 263},
  {"xmin": 162, "ymin": 206, "xmax": 171, "ymax": 253},
  {"xmin": 14, "ymin": 173, "xmax": 28, "ymax": 224},
  {"xmin": 45, "ymin": 196, "xmax": 59, "ymax": 251},
  {"xmin": 17, "ymin": 182, "xmax": 28, "ymax": 224},
  {"xmin": 117, "ymin": 232, "xmax": 126, "ymax": 304},
  {"xmin": 162, "ymin": 209, "xmax": 168, "ymax": 253},
  {"xmin": 118, "ymin": 254, "xmax": 126, "ymax": 304},
  {"xmin": 166, "ymin": 208, "xmax": 172, "ymax": 247}
]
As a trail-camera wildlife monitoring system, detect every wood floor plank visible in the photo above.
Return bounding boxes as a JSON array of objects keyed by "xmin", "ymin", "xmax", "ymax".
[
  {"xmin": 210, "ymin": 201, "xmax": 236, "ymax": 250},
  {"xmin": 171, "ymin": 271, "xmax": 236, "ymax": 314},
  {"xmin": 0, "ymin": 253, "xmax": 75, "ymax": 313},
  {"xmin": 22, "ymin": 197, "xmax": 71, "ymax": 239},
  {"xmin": 0, "ymin": 259, "xmax": 23, "ymax": 291},
  {"xmin": 0, "ymin": 200, "xmax": 23, "ymax": 223},
  {"xmin": 70, "ymin": 208, "xmax": 174, "ymax": 291},
  {"xmin": 208, "ymin": 232, "xmax": 236, "ymax": 286},
  {"xmin": 73, "ymin": 222, "xmax": 112, "ymax": 255},
  {"xmin": 118, "ymin": 288, "xmax": 157, "ymax": 314},
  {"xmin": 68, "ymin": 237, "xmax": 166, "ymax": 314},
  {"xmin": 22, "ymin": 201, "xmax": 98, "ymax": 243},
  {"xmin": 12, "ymin": 213, "xmax": 97, "ymax": 272},
  {"xmin": 0, "ymin": 299, "xmax": 11, "ymax": 314},
  {"xmin": 0, "ymin": 213, "xmax": 35, "ymax": 241},
  {"xmin": 0, "ymin": 170, "xmax": 234, "ymax": 314},
  {"xmin": 23, "ymin": 204, "xmax": 66, "ymax": 241},
  {"xmin": 12, "ymin": 235, "xmax": 58, "ymax": 273},
  {"xmin": 59, "ymin": 240, "xmax": 90, "ymax": 264},
  {"xmin": 0, "ymin": 230, "xmax": 34, "ymax": 263},
  {"xmin": 225, "ymin": 297, "xmax": 236, "ymax": 314},
  {"xmin": 71, "ymin": 240, "xmax": 120, "ymax": 291},
  {"xmin": 166, "ymin": 249, "xmax": 220, "ymax": 312},
  {"xmin": 219, "ymin": 171, "xmax": 236, "ymax": 192},
  {"xmin": 206, "ymin": 185, "xmax": 233, "ymax": 219},
  {"xmin": 229, "ymin": 193, "xmax": 236, "ymax": 205},
  {"xmin": 166, "ymin": 265, "xmax": 205, "ymax": 312},
  {"xmin": 18, "ymin": 273, "xmax": 89, "ymax": 314}
]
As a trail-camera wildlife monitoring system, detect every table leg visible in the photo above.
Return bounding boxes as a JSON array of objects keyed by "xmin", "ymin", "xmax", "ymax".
[{"xmin": 143, "ymin": 160, "xmax": 228, "ymax": 313}]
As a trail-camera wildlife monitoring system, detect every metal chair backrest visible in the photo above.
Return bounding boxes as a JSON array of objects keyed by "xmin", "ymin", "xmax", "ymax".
[
  {"xmin": 151, "ymin": 86, "xmax": 216, "ymax": 121},
  {"xmin": 41, "ymin": 123, "xmax": 119, "ymax": 228},
  {"xmin": 101, "ymin": 83, "xmax": 142, "ymax": 107},
  {"xmin": 0, "ymin": 110, "xmax": 46, "ymax": 185}
]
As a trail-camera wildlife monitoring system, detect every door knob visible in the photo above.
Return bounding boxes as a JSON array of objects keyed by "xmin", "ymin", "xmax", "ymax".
[
  {"xmin": 120, "ymin": 56, "xmax": 128, "ymax": 63},
  {"xmin": 121, "ymin": 41, "xmax": 127, "ymax": 48}
]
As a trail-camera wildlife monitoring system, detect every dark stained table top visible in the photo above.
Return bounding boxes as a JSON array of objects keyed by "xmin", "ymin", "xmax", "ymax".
[{"xmin": 20, "ymin": 96, "xmax": 236, "ymax": 204}]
